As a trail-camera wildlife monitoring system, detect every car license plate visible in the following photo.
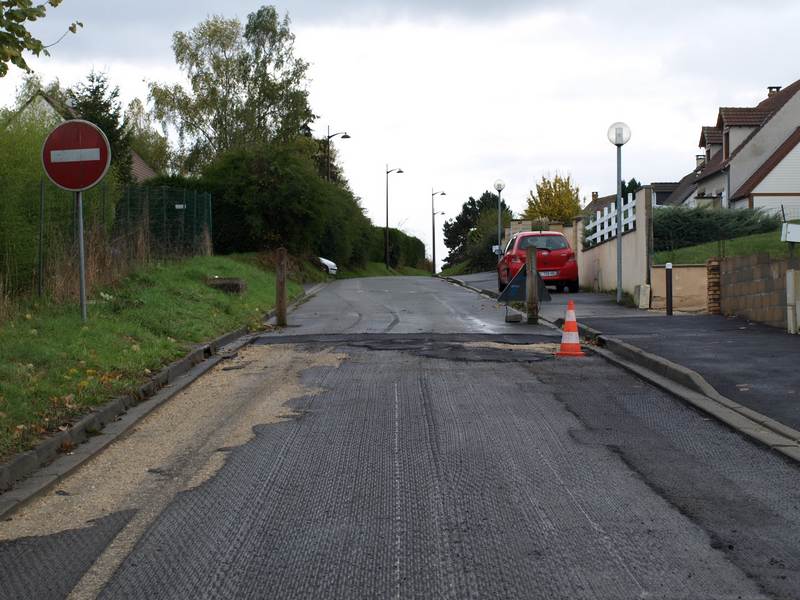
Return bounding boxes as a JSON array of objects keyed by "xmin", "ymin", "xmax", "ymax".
[{"xmin": 540, "ymin": 271, "xmax": 558, "ymax": 277}]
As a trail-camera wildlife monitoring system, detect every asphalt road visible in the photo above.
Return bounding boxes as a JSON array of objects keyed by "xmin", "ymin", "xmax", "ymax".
[{"xmin": 1, "ymin": 276, "xmax": 799, "ymax": 599}]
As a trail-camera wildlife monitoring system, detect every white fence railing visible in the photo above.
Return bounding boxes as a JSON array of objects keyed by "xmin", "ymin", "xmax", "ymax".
[{"xmin": 585, "ymin": 193, "xmax": 636, "ymax": 247}]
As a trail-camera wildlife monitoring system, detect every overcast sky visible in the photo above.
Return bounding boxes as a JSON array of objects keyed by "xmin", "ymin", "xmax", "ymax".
[{"xmin": 3, "ymin": 0, "xmax": 799, "ymax": 268}]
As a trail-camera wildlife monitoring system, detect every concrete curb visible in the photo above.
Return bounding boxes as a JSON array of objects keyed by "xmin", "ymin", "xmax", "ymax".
[
  {"xmin": 0, "ymin": 282, "xmax": 326, "ymax": 518},
  {"xmin": 445, "ymin": 276, "xmax": 800, "ymax": 464},
  {"xmin": 442, "ymin": 276, "xmax": 500, "ymax": 299}
]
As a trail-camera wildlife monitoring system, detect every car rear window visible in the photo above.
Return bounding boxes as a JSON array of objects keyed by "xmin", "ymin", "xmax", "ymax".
[{"xmin": 517, "ymin": 235, "xmax": 569, "ymax": 251}]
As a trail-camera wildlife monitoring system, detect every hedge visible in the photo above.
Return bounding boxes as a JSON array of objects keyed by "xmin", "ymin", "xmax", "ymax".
[{"xmin": 653, "ymin": 207, "xmax": 781, "ymax": 252}]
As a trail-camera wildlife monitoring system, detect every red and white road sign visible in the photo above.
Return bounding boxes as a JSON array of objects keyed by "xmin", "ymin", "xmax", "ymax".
[{"xmin": 41, "ymin": 120, "xmax": 111, "ymax": 192}]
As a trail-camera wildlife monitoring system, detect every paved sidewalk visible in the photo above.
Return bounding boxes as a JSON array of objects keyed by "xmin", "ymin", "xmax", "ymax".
[{"xmin": 450, "ymin": 271, "xmax": 800, "ymax": 433}]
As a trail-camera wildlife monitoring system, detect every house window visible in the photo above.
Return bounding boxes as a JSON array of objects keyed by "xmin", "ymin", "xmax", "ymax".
[{"xmin": 723, "ymin": 130, "xmax": 730, "ymax": 159}]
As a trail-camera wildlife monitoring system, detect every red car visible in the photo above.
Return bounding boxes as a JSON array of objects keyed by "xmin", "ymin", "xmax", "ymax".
[{"xmin": 497, "ymin": 231, "xmax": 579, "ymax": 293}]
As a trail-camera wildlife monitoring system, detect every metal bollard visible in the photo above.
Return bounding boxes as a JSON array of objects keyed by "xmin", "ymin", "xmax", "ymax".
[
  {"xmin": 787, "ymin": 269, "xmax": 799, "ymax": 334},
  {"xmin": 665, "ymin": 262, "xmax": 673, "ymax": 316}
]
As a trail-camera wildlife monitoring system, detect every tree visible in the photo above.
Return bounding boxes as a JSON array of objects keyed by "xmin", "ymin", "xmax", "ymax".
[
  {"xmin": 125, "ymin": 98, "xmax": 172, "ymax": 175},
  {"xmin": 1, "ymin": 73, "xmax": 64, "ymax": 125},
  {"xmin": 311, "ymin": 137, "xmax": 349, "ymax": 189},
  {"xmin": 150, "ymin": 6, "xmax": 314, "ymax": 173},
  {"xmin": 13, "ymin": 72, "xmax": 67, "ymax": 106},
  {"xmin": 442, "ymin": 191, "xmax": 511, "ymax": 268},
  {"xmin": 523, "ymin": 173, "xmax": 581, "ymax": 223},
  {"xmin": 0, "ymin": 1, "xmax": 82, "ymax": 77},
  {"xmin": 621, "ymin": 178, "xmax": 642, "ymax": 199},
  {"xmin": 203, "ymin": 137, "xmax": 372, "ymax": 266},
  {"xmin": 69, "ymin": 71, "xmax": 133, "ymax": 182}
]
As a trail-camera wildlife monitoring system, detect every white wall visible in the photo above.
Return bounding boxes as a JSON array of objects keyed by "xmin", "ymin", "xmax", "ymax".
[
  {"xmin": 577, "ymin": 189, "xmax": 649, "ymax": 295},
  {"xmin": 754, "ymin": 141, "xmax": 800, "ymax": 193},
  {"xmin": 696, "ymin": 171, "xmax": 726, "ymax": 196},
  {"xmin": 753, "ymin": 195, "xmax": 800, "ymax": 219},
  {"xmin": 729, "ymin": 126, "xmax": 756, "ymax": 153}
]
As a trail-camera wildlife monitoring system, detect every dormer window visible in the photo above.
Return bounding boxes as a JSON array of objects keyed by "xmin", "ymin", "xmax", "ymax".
[{"xmin": 723, "ymin": 130, "xmax": 730, "ymax": 159}]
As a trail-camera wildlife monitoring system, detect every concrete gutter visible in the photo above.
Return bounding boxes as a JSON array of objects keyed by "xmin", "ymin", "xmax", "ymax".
[
  {"xmin": 445, "ymin": 275, "xmax": 800, "ymax": 464},
  {"xmin": 0, "ymin": 282, "xmax": 327, "ymax": 518}
]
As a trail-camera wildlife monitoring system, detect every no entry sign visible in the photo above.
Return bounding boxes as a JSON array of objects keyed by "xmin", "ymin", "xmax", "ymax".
[{"xmin": 42, "ymin": 120, "xmax": 111, "ymax": 191}]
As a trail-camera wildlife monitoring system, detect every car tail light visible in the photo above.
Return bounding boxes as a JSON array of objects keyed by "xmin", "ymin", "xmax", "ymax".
[
  {"xmin": 566, "ymin": 251, "xmax": 575, "ymax": 261},
  {"xmin": 510, "ymin": 255, "xmax": 521, "ymax": 264}
]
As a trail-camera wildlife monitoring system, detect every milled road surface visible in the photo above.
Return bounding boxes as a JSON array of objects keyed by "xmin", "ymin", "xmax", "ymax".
[{"xmin": 1, "ymin": 276, "xmax": 799, "ymax": 599}]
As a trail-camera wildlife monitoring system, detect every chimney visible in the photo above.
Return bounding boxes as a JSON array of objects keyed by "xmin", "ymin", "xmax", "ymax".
[
  {"xmin": 768, "ymin": 86, "xmax": 782, "ymax": 97},
  {"xmin": 591, "ymin": 191, "xmax": 599, "ymax": 202},
  {"xmin": 696, "ymin": 154, "xmax": 706, "ymax": 168}
]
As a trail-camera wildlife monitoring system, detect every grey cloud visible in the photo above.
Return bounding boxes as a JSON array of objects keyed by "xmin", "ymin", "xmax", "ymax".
[
  {"xmin": 31, "ymin": 0, "xmax": 571, "ymax": 62},
  {"xmin": 35, "ymin": 0, "xmax": 797, "ymax": 65}
]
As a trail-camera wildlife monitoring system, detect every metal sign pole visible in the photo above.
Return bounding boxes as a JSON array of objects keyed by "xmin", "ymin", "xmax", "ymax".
[{"xmin": 76, "ymin": 191, "xmax": 88, "ymax": 322}]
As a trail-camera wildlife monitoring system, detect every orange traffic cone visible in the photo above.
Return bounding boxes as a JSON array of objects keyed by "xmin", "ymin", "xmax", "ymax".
[{"xmin": 556, "ymin": 300, "xmax": 585, "ymax": 357}]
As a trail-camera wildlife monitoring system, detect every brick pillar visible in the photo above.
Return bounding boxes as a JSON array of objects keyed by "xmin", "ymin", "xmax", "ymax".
[{"xmin": 707, "ymin": 257, "xmax": 721, "ymax": 315}]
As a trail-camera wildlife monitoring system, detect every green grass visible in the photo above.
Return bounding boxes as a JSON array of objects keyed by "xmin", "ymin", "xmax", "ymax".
[
  {"xmin": 0, "ymin": 255, "xmax": 302, "ymax": 460},
  {"xmin": 396, "ymin": 265, "xmax": 432, "ymax": 276},
  {"xmin": 338, "ymin": 262, "xmax": 430, "ymax": 279},
  {"xmin": 439, "ymin": 260, "xmax": 472, "ymax": 277},
  {"xmin": 229, "ymin": 252, "xmax": 330, "ymax": 285},
  {"xmin": 653, "ymin": 228, "xmax": 790, "ymax": 265},
  {"xmin": 438, "ymin": 259, "xmax": 497, "ymax": 277}
]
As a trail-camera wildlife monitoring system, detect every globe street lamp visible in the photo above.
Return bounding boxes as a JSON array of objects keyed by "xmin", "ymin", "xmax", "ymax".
[
  {"xmin": 326, "ymin": 125, "xmax": 350, "ymax": 181},
  {"xmin": 494, "ymin": 179, "xmax": 506, "ymax": 255},
  {"xmin": 431, "ymin": 190, "xmax": 446, "ymax": 275},
  {"xmin": 385, "ymin": 165, "xmax": 404, "ymax": 269},
  {"xmin": 607, "ymin": 121, "xmax": 631, "ymax": 304}
]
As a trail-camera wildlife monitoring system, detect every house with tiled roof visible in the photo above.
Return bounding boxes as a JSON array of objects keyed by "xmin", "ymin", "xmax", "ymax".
[
  {"xmin": 665, "ymin": 79, "xmax": 800, "ymax": 217},
  {"xmin": 10, "ymin": 90, "xmax": 158, "ymax": 184}
]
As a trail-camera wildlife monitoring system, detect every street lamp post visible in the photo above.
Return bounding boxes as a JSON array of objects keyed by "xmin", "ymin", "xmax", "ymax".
[
  {"xmin": 607, "ymin": 121, "xmax": 631, "ymax": 304},
  {"xmin": 494, "ymin": 179, "xmax": 506, "ymax": 255},
  {"xmin": 431, "ymin": 189, "xmax": 446, "ymax": 275},
  {"xmin": 326, "ymin": 125, "xmax": 350, "ymax": 181},
  {"xmin": 385, "ymin": 165, "xmax": 404, "ymax": 269}
]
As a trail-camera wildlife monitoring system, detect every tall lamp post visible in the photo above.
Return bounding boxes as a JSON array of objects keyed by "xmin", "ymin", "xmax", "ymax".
[
  {"xmin": 431, "ymin": 189, "xmax": 446, "ymax": 275},
  {"xmin": 326, "ymin": 125, "xmax": 350, "ymax": 181},
  {"xmin": 385, "ymin": 165, "xmax": 404, "ymax": 269},
  {"xmin": 494, "ymin": 179, "xmax": 506, "ymax": 255},
  {"xmin": 607, "ymin": 121, "xmax": 631, "ymax": 304}
]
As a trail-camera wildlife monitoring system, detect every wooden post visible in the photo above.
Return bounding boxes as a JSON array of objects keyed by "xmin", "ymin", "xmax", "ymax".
[
  {"xmin": 276, "ymin": 247, "xmax": 288, "ymax": 327},
  {"xmin": 526, "ymin": 246, "xmax": 538, "ymax": 324}
]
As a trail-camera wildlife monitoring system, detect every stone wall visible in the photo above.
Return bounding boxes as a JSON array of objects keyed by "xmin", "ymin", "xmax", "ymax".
[{"xmin": 720, "ymin": 254, "xmax": 800, "ymax": 328}]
